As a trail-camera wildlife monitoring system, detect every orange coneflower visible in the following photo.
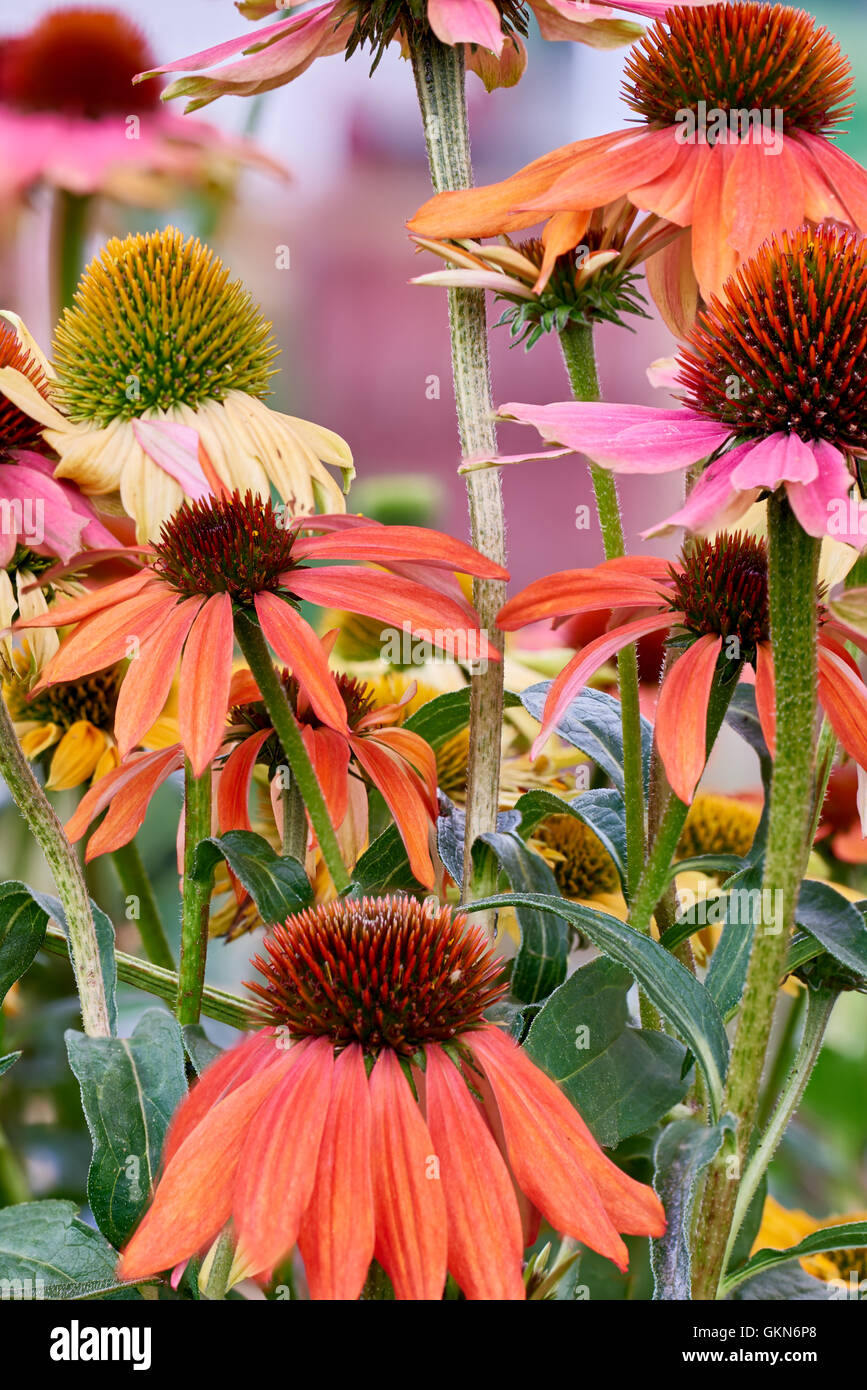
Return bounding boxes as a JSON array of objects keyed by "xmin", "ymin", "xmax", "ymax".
[
  {"xmin": 410, "ymin": 3, "xmax": 867, "ymax": 307},
  {"xmin": 16, "ymin": 490, "xmax": 505, "ymax": 778},
  {"xmin": 499, "ymin": 532, "xmax": 867, "ymax": 809},
  {"xmin": 117, "ymin": 895, "xmax": 666, "ymax": 1300},
  {"xmin": 222, "ymin": 663, "xmax": 439, "ymax": 886}
]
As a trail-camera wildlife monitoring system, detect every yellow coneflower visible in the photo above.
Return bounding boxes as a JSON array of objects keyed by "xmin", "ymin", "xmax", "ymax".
[
  {"xmin": 0, "ymin": 228, "xmax": 354, "ymax": 540},
  {"xmin": 677, "ymin": 792, "xmax": 762, "ymax": 862},
  {"xmin": 752, "ymin": 1196, "xmax": 867, "ymax": 1287}
]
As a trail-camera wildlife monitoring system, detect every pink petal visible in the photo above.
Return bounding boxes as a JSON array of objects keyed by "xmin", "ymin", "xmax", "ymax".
[
  {"xmin": 729, "ymin": 432, "xmax": 819, "ymax": 489},
  {"xmin": 641, "ymin": 445, "xmax": 758, "ymax": 537},
  {"xmin": 132, "ymin": 419, "xmax": 213, "ymax": 501},
  {"xmin": 785, "ymin": 441, "xmax": 859, "ymax": 544},
  {"xmin": 428, "ymin": 0, "xmax": 504, "ymax": 53},
  {"xmin": 498, "ymin": 401, "xmax": 730, "ymax": 473}
]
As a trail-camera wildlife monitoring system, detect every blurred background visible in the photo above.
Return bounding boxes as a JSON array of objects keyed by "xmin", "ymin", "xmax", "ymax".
[{"xmin": 0, "ymin": 0, "xmax": 865, "ymax": 1271}]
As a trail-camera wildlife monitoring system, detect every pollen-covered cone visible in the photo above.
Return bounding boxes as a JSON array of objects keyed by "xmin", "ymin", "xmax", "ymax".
[{"xmin": 117, "ymin": 897, "xmax": 665, "ymax": 1299}]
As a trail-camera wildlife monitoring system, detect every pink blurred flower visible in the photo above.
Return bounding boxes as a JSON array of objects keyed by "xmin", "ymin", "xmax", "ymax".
[
  {"xmin": 0, "ymin": 6, "xmax": 285, "ymax": 204},
  {"xmin": 139, "ymin": 0, "xmax": 699, "ymax": 105}
]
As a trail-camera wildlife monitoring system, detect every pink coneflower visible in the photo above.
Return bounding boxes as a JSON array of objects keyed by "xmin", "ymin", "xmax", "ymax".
[
  {"xmin": 117, "ymin": 896, "xmax": 666, "ymax": 1299},
  {"xmin": 498, "ymin": 533, "xmax": 867, "ymax": 806},
  {"xmin": 496, "ymin": 225, "xmax": 867, "ymax": 547},
  {"xmin": 139, "ymin": 0, "xmax": 703, "ymax": 107},
  {"xmin": 0, "ymin": 7, "xmax": 283, "ymax": 204}
]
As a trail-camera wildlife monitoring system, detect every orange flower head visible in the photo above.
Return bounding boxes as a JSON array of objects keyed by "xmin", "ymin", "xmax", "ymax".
[
  {"xmin": 247, "ymin": 896, "xmax": 508, "ymax": 1055},
  {"xmin": 669, "ymin": 531, "xmax": 769, "ymax": 657},
  {"xmin": 677, "ymin": 225, "xmax": 867, "ymax": 453},
  {"xmin": 0, "ymin": 6, "xmax": 161, "ymax": 116},
  {"xmin": 152, "ymin": 490, "xmax": 298, "ymax": 605},
  {"xmin": 118, "ymin": 894, "xmax": 666, "ymax": 1298},
  {"xmin": 624, "ymin": 3, "xmax": 853, "ymax": 136},
  {"xmin": 0, "ymin": 319, "xmax": 50, "ymax": 456}
]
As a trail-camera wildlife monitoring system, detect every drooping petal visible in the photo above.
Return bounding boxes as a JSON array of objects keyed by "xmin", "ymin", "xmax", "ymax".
[
  {"xmin": 424, "ymin": 1045, "xmax": 525, "ymax": 1301},
  {"xmin": 162, "ymin": 1029, "xmax": 281, "ymax": 1165},
  {"xmin": 468, "ymin": 1028, "xmax": 664, "ymax": 1270},
  {"xmin": 369, "ymin": 1049, "xmax": 448, "ymax": 1301},
  {"xmin": 65, "ymin": 746, "xmax": 183, "ymax": 855},
  {"xmin": 536, "ymin": 210, "xmax": 591, "ymax": 292},
  {"xmin": 723, "ymin": 135, "xmax": 805, "ymax": 264},
  {"xmin": 30, "ymin": 588, "xmax": 176, "ymax": 689},
  {"xmin": 132, "ymin": 419, "xmax": 213, "ymax": 501},
  {"xmin": 644, "ymin": 229, "xmax": 699, "ymax": 338},
  {"xmin": 13, "ymin": 566, "xmax": 158, "ymax": 631},
  {"xmin": 114, "ymin": 597, "xmax": 200, "ymax": 759},
  {"xmin": 254, "ymin": 592, "xmax": 349, "ymax": 734},
  {"xmin": 301, "ymin": 724, "xmax": 351, "ymax": 831},
  {"xmin": 532, "ymin": 614, "xmax": 676, "ymax": 757},
  {"xmin": 729, "ymin": 432, "xmax": 819, "ymax": 490},
  {"xmin": 179, "ymin": 593, "xmax": 234, "ymax": 776},
  {"xmin": 641, "ymin": 445, "xmax": 758, "ymax": 537},
  {"xmin": 785, "ymin": 441, "xmax": 859, "ymax": 544},
  {"xmin": 350, "ymin": 735, "xmax": 436, "ymax": 888},
  {"xmin": 217, "ymin": 728, "xmax": 272, "ymax": 833},
  {"xmin": 689, "ymin": 143, "xmax": 738, "ymax": 299},
  {"xmin": 497, "ymin": 564, "xmax": 671, "ymax": 629},
  {"xmin": 298, "ymin": 1043, "xmax": 375, "ymax": 1301},
  {"xmin": 817, "ymin": 643, "xmax": 867, "ymax": 771},
  {"xmin": 286, "ymin": 567, "xmax": 498, "ymax": 665},
  {"xmin": 233, "ymin": 1038, "xmax": 333, "ymax": 1276},
  {"xmin": 516, "ymin": 127, "xmax": 681, "ymax": 217},
  {"xmin": 754, "ymin": 643, "xmax": 776, "ymax": 758},
  {"xmin": 655, "ymin": 634, "xmax": 723, "ymax": 804},
  {"xmin": 118, "ymin": 1058, "xmax": 289, "ymax": 1281},
  {"xmin": 428, "ymin": 0, "xmax": 503, "ymax": 52},
  {"xmin": 497, "ymin": 400, "xmax": 730, "ymax": 473}
]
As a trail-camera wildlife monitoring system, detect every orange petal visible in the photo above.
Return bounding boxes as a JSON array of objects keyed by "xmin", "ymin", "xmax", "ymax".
[
  {"xmin": 34, "ymin": 589, "xmax": 175, "ymax": 688},
  {"xmin": 689, "ymin": 144, "xmax": 738, "ymax": 300},
  {"xmin": 645, "ymin": 230, "xmax": 699, "ymax": 338},
  {"xmin": 233, "ymin": 1039, "xmax": 333, "ymax": 1276},
  {"xmin": 536, "ymin": 210, "xmax": 592, "ymax": 292},
  {"xmin": 114, "ymin": 597, "xmax": 200, "ymax": 758},
  {"xmin": 293, "ymin": 524, "xmax": 508, "ymax": 579},
  {"xmin": 470, "ymin": 1028, "xmax": 665, "ymax": 1264},
  {"xmin": 254, "ymin": 591, "xmax": 349, "ymax": 734},
  {"xmin": 350, "ymin": 736, "xmax": 436, "ymax": 888},
  {"xmin": 118, "ymin": 1058, "xmax": 286, "ymax": 1282},
  {"xmin": 302, "ymin": 724, "xmax": 350, "ymax": 830},
  {"xmin": 655, "ymin": 634, "xmax": 723, "ymax": 804},
  {"xmin": 67, "ymin": 746, "xmax": 184, "ymax": 860},
  {"xmin": 818, "ymin": 644, "xmax": 867, "ymax": 769},
  {"xmin": 179, "ymin": 593, "xmax": 234, "ymax": 776},
  {"xmin": 497, "ymin": 566, "xmax": 669, "ymax": 628},
  {"xmin": 520, "ymin": 128, "xmax": 680, "ymax": 216},
  {"xmin": 163, "ymin": 1029, "xmax": 281, "ymax": 1166},
  {"xmin": 424, "ymin": 1045, "xmax": 525, "ymax": 1301},
  {"xmin": 298, "ymin": 1043, "xmax": 375, "ymax": 1300},
  {"xmin": 755, "ymin": 642, "xmax": 776, "ymax": 758},
  {"xmin": 16, "ymin": 567, "xmax": 158, "ymax": 629},
  {"xmin": 217, "ymin": 728, "xmax": 272, "ymax": 833},
  {"xmin": 369, "ymin": 1049, "xmax": 447, "ymax": 1300}
]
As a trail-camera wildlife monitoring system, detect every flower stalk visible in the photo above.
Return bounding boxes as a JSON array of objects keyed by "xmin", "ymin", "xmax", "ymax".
[
  {"xmin": 691, "ymin": 497, "xmax": 821, "ymax": 1299},
  {"xmin": 409, "ymin": 33, "xmax": 507, "ymax": 927},
  {"xmin": 559, "ymin": 322, "xmax": 646, "ymax": 896},
  {"xmin": 234, "ymin": 611, "xmax": 350, "ymax": 894},
  {"xmin": 0, "ymin": 697, "xmax": 110, "ymax": 1037},
  {"xmin": 177, "ymin": 760, "xmax": 213, "ymax": 1026},
  {"xmin": 111, "ymin": 840, "xmax": 175, "ymax": 971}
]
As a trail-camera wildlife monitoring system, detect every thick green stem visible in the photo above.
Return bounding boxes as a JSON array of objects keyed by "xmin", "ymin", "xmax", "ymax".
[
  {"xmin": 281, "ymin": 774, "xmax": 307, "ymax": 863},
  {"xmin": 559, "ymin": 323, "xmax": 645, "ymax": 897},
  {"xmin": 51, "ymin": 189, "xmax": 90, "ymax": 318},
  {"xmin": 41, "ymin": 923, "xmax": 259, "ymax": 1030},
  {"xmin": 691, "ymin": 498, "xmax": 820, "ymax": 1300},
  {"xmin": 202, "ymin": 1227, "xmax": 236, "ymax": 1300},
  {"xmin": 111, "ymin": 840, "xmax": 175, "ymax": 971},
  {"xmin": 721, "ymin": 986, "xmax": 836, "ymax": 1284},
  {"xmin": 409, "ymin": 35, "xmax": 507, "ymax": 934},
  {"xmin": 0, "ymin": 698, "xmax": 110, "ymax": 1037},
  {"xmin": 234, "ymin": 612, "xmax": 350, "ymax": 893},
  {"xmin": 177, "ymin": 761, "xmax": 212, "ymax": 1027}
]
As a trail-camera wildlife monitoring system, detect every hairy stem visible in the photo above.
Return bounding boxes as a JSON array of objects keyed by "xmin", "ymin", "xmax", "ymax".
[
  {"xmin": 0, "ymin": 698, "xmax": 110, "ymax": 1037},
  {"xmin": 234, "ymin": 611, "xmax": 350, "ymax": 893},
  {"xmin": 409, "ymin": 35, "xmax": 507, "ymax": 934},
  {"xmin": 559, "ymin": 322, "xmax": 645, "ymax": 897},
  {"xmin": 691, "ymin": 498, "xmax": 820, "ymax": 1299},
  {"xmin": 177, "ymin": 761, "xmax": 213, "ymax": 1026},
  {"xmin": 111, "ymin": 840, "xmax": 174, "ymax": 971}
]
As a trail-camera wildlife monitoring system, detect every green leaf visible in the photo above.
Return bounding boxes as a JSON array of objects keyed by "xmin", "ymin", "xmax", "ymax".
[
  {"xmin": 0, "ymin": 1200, "xmax": 126, "ymax": 1298},
  {"xmin": 182, "ymin": 1024, "xmax": 223, "ymax": 1076},
  {"xmin": 520, "ymin": 683, "xmax": 653, "ymax": 794},
  {"xmin": 723, "ymin": 1221, "xmax": 867, "ymax": 1295},
  {"xmin": 191, "ymin": 831, "xmax": 312, "ymax": 926},
  {"xmin": 665, "ymin": 853, "xmax": 745, "ymax": 885},
  {"xmin": 514, "ymin": 787, "xmax": 628, "ymax": 893},
  {"xmin": 478, "ymin": 831, "xmax": 567, "ymax": 1004},
  {"xmin": 466, "ymin": 891, "xmax": 729, "ymax": 1117},
  {"xmin": 66, "ymin": 1009, "xmax": 187, "ymax": 1249},
  {"xmin": 728, "ymin": 1266, "xmax": 838, "ymax": 1300},
  {"xmin": 0, "ymin": 882, "xmax": 47, "ymax": 1006},
  {"xmin": 404, "ymin": 687, "xmax": 519, "ymax": 749},
  {"xmin": 795, "ymin": 880, "xmax": 867, "ymax": 978},
  {"xmin": 0, "ymin": 1051, "xmax": 21, "ymax": 1078},
  {"xmin": 651, "ymin": 1116, "xmax": 734, "ymax": 1300},
  {"xmin": 524, "ymin": 957, "xmax": 689, "ymax": 1146},
  {"xmin": 705, "ymin": 864, "xmax": 765, "ymax": 1020},
  {"xmin": 353, "ymin": 823, "xmax": 427, "ymax": 894},
  {"xmin": 436, "ymin": 794, "xmax": 520, "ymax": 888}
]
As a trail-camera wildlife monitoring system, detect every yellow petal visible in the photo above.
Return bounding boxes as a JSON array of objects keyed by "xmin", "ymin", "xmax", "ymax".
[
  {"xmin": 20, "ymin": 722, "xmax": 62, "ymax": 758},
  {"xmin": 93, "ymin": 743, "xmax": 120, "ymax": 782},
  {"xmin": 46, "ymin": 722, "xmax": 107, "ymax": 790},
  {"xmin": 0, "ymin": 366, "xmax": 68, "ymax": 430},
  {"xmin": 0, "ymin": 311, "xmax": 56, "ymax": 378}
]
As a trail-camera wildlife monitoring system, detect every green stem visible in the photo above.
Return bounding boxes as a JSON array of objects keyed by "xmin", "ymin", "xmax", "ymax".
[
  {"xmin": 691, "ymin": 498, "xmax": 820, "ymax": 1300},
  {"xmin": 111, "ymin": 840, "xmax": 175, "ymax": 971},
  {"xmin": 202, "ymin": 1227, "xmax": 235, "ymax": 1300},
  {"xmin": 756, "ymin": 987, "xmax": 805, "ymax": 1131},
  {"xmin": 51, "ymin": 189, "xmax": 90, "ymax": 318},
  {"xmin": 722, "ymin": 987, "xmax": 836, "ymax": 1284},
  {"xmin": 41, "ymin": 923, "xmax": 259, "ymax": 1030},
  {"xmin": 409, "ymin": 35, "xmax": 507, "ymax": 935},
  {"xmin": 559, "ymin": 323, "xmax": 646, "ymax": 898},
  {"xmin": 177, "ymin": 761, "xmax": 213, "ymax": 1027},
  {"xmin": 0, "ymin": 698, "xmax": 110, "ymax": 1037},
  {"xmin": 234, "ymin": 612, "xmax": 350, "ymax": 894},
  {"xmin": 281, "ymin": 774, "xmax": 307, "ymax": 863}
]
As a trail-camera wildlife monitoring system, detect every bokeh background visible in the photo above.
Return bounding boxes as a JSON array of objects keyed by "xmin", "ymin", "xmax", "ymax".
[{"xmin": 1, "ymin": 0, "xmax": 865, "ymax": 1273}]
